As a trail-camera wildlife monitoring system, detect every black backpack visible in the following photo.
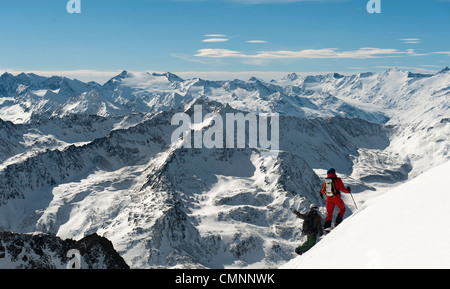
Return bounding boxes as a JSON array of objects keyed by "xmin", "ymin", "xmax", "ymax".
[{"xmin": 302, "ymin": 211, "xmax": 318, "ymax": 234}]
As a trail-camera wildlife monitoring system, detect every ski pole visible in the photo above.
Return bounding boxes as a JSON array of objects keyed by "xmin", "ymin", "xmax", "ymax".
[{"xmin": 349, "ymin": 192, "xmax": 358, "ymax": 210}]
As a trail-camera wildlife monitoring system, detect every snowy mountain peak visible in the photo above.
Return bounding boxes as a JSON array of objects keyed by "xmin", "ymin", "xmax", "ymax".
[
  {"xmin": 439, "ymin": 66, "xmax": 450, "ymax": 74},
  {"xmin": 357, "ymin": 72, "xmax": 375, "ymax": 78},
  {"xmin": 407, "ymin": 71, "xmax": 432, "ymax": 78},
  {"xmin": 379, "ymin": 67, "xmax": 407, "ymax": 79},
  {"xmin": 150, "ymin": 72, "xmax": 184, "ymax": 83},
  {"xmin": 330, "ymin": 72, "xmax": 344, "ymax": 79},
  {"xmin": 283, "ymin": 73, "xmax": 301, "ymax": 81},
  {"xmin": 15, "ymin": 72, "xmax": 47, "ymax": 85},
  {"xmin": 385, "ymin": 67, "xmax": 402, "ymax": 73},
  {"xmin": 116, "ymin": 70, "xmax": 130, "ymax": 79},
  {"xmin": 0, "ymin": 72, "xmax": 14, "ymax": 79},
  {"xmin": 105, "ymin": 70, "xmax": 129, "ymax": 83},
  {"xmin": 248, "ymin": 76, "xmax": 260, "ymax": 82}
]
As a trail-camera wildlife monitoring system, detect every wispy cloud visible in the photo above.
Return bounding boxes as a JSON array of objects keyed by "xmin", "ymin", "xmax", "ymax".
[
  {"xmin": 195, "ymin": 47, "xmax": 407, "ymax": 59},
  {"xmin": 434, "ymin": 51, "xmax": 450, "ymax": 56},
  {"xmin": 404, "ymin": 49, "xmax": 450, "ymax": 57},
  {"xmin": 202, "ymin": 38, "xmax": 230, "ymax": 43},
  {"xmin": 196, "ymin": 48, "xmax": 242, "ymax": 58},
  {"xmin": 170, "ymin": 53, "xmax": 211, "ymax": 65},
  {"xmin": 202, "ymin": 34, "xmax": 230, "ymax": 43},
  {"xmin": 247, "ymin": 40, "xmax": 268, "ymax": 43},
  {"xmin": 405, "ymin": 49, "xmax": 430, "ymax": 57},
  {"xmin": 204, "ymin": 34, "xmax": 227, "ymax": 37},
  {"xmin": 400, "ymin": 38, "xmax": 421, "ymax": 44}
]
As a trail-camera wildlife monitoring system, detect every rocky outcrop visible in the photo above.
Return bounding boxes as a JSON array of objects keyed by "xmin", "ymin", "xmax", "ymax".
[{"xmin": 0, "ymin": 232, "xmax": 129, "ymax": 269}]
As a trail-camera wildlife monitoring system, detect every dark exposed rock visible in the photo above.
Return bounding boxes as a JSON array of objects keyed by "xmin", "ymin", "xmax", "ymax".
[{"xmin": 0, "ymin": 231, "xmax": 129, "ymax": 269}]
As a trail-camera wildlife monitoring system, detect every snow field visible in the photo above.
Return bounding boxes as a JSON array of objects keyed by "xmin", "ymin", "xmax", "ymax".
[{"xmin": 282, "ymin": 160, "xmax": 450, "ymax": 269}]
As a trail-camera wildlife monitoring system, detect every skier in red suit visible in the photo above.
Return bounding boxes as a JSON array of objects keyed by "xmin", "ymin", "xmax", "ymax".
[{"xmin": 320, "ymin": 168, "xmax": 351, "ymax": 230}]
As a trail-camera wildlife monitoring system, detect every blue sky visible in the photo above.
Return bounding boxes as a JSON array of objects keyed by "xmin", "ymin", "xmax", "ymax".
[{"xmin": 0, "ymin": 0, "xmax": 449, "ymax": 82}]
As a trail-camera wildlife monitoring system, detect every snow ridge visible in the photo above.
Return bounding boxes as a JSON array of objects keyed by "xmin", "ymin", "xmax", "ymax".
[{"xmin": 281, "ymin": 160, "xmax": 450, "ymax": 269}]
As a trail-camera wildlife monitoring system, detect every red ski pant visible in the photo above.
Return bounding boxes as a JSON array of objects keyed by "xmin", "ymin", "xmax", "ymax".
[{"xmin": 325, "ymin": 194, "xmax": 346, "ymax": 224}]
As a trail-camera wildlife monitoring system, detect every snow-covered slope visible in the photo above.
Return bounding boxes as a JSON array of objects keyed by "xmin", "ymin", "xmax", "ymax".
[
  {"xmin": 278, "ymin": 68, "xmax": 450, "ymax": 124},
  {"xmin": 281, "ymin": 160, "xmax": 450, "ymax": 269}
]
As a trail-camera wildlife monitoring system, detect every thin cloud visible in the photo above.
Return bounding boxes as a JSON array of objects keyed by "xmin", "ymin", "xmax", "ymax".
[
  {"xmin": 434, "ymin": 51, "xmax": 450, "ymax": 56},
  {"xmin": 404, "ymin": 49, "xmax": 450, "ymax": 57},
  {"xmin": 405, "ymin": 49, "xmax": 430, "ymax": 57},
  {"xmin": 195, "ymin": 47, "xmax": 407, "ymax": 59},
  {"xmin": 196, "ymin": 48, "xmax": 243, "ymax": 58},
  {"xmin": 202, "ymin": 38, "xmax": 230, "ymax": 43},
  {"xmin": 204, "ymin": 34, "xmax": 227, "ymax": 37},
  {"xmin": 400, "ymin": 38, "xmax": 421, "ymax": 44},
  {"xmin": 247, "ymin": 40, "xmax": 268, "ymax": 43}
]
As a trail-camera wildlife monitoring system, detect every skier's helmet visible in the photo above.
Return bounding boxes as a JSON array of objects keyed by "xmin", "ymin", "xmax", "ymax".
[
  {"xmin": 327, "ymin": 168, "xmax": 336, "ymax": 175},
  {"xmin": 310, "ymin": 204, "xmax": 318, "ymax": 210}
]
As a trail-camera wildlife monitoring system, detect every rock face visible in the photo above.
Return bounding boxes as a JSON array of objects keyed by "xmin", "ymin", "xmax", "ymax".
[{"xmin": 0, "ymin": 232, "xmax": 129, "ymax": 269}]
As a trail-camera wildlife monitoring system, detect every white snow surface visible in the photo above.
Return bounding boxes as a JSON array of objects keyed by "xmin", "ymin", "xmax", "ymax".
[{"xmin": 281, "ymin": 160, "xmax": 450, "ymax": 269}]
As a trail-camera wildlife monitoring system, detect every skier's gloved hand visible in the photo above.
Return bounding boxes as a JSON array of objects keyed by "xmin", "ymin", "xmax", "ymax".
[{"xmin": 346, "ymin": 186, "xmax": 351, "ymax": 192}]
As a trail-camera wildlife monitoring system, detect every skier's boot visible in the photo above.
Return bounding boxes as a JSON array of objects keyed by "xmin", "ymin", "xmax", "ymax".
[{"xmin": 334, "ymin": 214, "xmax": 343, "ymax": 227}]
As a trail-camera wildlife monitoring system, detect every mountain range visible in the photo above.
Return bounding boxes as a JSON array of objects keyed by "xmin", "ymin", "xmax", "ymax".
[{"xmin": 0, "ymin": 67, "xmax": 448, "ymax": 268}]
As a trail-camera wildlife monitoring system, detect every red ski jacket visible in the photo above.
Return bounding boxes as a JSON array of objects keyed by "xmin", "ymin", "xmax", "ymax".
[{"xmin": 320, "ymin": 173, "xmax": 350, "ymax": 196}]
